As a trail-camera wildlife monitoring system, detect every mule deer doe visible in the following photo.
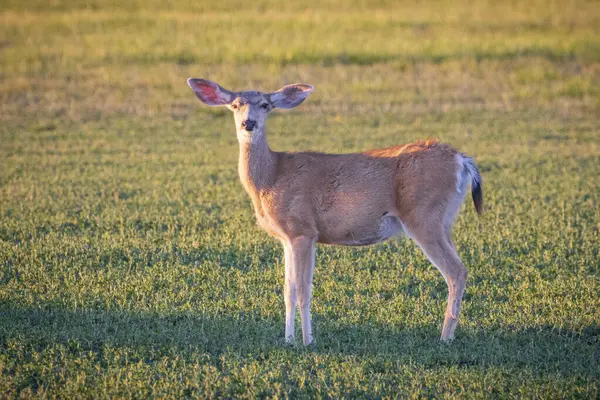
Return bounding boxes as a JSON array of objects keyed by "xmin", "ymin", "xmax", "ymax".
[{"xmin": 187, "ymin": 78, "xmax": 483, "ymax": 345}]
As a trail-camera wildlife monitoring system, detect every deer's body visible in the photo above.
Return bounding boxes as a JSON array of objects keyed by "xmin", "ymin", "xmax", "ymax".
[
  {"xmin": 241, "ymin": 140, "xmax": 469, "ymax": 247},
  {"xmin": 188, "ymin": 78, "xmax": 483, "ymax": 345}
]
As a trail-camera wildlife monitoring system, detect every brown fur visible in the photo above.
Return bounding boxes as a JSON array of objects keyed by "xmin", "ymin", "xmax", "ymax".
[
  {"xmin": 244, "ymin": 141, "xmax": 460, "ymax": 247},
  {"xmin": 188, "ymin": 78, "xmax": 483, "ymax": 345}
]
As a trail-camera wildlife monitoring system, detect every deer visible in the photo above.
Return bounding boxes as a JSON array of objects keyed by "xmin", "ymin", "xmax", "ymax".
[{"xmin": 187, "ymin": 78, "xmax": 483, "ymax": 345}]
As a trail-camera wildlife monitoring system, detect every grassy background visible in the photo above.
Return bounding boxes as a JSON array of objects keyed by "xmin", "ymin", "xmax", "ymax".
[{"xmin": 1, "ymin": 0, "xmax": 599, "ymax": 397}]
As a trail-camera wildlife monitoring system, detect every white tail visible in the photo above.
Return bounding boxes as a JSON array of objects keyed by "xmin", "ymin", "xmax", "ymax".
[{"xmin": 188, "ymin": 78, "xmax": 483, "ymax": 344}]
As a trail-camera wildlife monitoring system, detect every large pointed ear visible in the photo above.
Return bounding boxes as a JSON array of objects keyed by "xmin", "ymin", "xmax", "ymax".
[
  {"xmin": 187, "ymin": 78, "xmax": 237, "ymax": 106},
  {"xmin": 268, "ymin": 84, "xmax": 314, "ymax": 109}
]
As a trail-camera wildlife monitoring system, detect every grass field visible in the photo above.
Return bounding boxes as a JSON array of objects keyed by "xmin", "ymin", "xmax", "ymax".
[{"xmin": 1, "ymin": 0, "xmax": 599, "ymax": 397}]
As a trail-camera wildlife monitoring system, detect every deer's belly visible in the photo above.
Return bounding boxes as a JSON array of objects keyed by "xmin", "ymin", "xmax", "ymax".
[{"xmin": 319, "ymin": 213, "xmax": 404, "ymax": 246}]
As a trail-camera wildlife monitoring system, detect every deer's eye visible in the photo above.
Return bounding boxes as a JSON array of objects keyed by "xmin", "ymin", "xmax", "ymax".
[
  {"xmin": 231, "ymin": 103, "xmax": 238, "ymax": 110},
  {"xmin": 260, "ymin": 103, "xmax": 269, "ymax": 109}
]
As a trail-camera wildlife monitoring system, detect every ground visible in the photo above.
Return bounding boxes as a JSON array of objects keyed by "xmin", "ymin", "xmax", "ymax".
[{"xmin": 0, "ymin": 0, "xmax": 599, "ymax": 397}]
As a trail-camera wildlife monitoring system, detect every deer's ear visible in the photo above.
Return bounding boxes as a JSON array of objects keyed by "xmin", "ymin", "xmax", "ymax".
[
  {"xmin": 187, "ymin": 78, "xmax": 236, "ymax": 106},
  {"xmin": 268, "ymin": 84, "xmax": 314, "ymax": 109}
]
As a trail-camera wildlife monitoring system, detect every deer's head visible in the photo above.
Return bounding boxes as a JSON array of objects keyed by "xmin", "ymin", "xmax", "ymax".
[{"xmin": 187, "ymin": 78, "xmax": 313, "ymax": 143}]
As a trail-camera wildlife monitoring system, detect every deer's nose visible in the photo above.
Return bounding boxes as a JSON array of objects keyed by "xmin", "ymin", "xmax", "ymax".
[{"xmin": 241, "ymin": 119, "xmax": 256, "ymax": 131}]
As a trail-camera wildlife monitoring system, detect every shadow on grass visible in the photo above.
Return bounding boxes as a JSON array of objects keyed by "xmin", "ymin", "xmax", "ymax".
[{"xmin": 1, "ymin": 301, "xmax": 598, "ymax": 378}]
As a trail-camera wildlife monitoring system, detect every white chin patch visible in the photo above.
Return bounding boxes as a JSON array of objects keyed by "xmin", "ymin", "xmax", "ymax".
[{"xmin": 237, "ymin": 130, "xmax": 256, "ymax": 142}]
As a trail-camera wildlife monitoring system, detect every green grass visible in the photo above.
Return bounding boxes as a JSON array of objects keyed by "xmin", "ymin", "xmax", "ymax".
[{"xmin": 1, "ymin": 0, "xmax": 599, "ymax": 397}]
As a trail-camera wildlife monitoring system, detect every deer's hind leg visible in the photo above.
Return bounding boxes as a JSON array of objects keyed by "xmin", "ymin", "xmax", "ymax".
[
  {"xmin": 413, "ymin": 159, "xmax": 471, "ymax": 340},
  {"xmin": 399, "ymin": 187, "xmax": 469, "ymax": 342},
  {"xmin": 412, "ymin": 228, "xmax": 468, "ymax": 341}
]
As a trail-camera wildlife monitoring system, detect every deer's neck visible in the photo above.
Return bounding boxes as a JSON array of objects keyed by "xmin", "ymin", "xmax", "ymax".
[{"xmin": 237, "ymin": 128, "xmax": 277, "ymax": 194}]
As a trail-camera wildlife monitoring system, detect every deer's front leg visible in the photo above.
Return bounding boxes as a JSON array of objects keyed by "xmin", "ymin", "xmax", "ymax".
[
  {"xmin": 289, "ymin": 236, "xmax": 316, "ymax": 345},
  {"xmin": 283, "ymin": 242, "xmax": 296, "ymax": 343}
]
